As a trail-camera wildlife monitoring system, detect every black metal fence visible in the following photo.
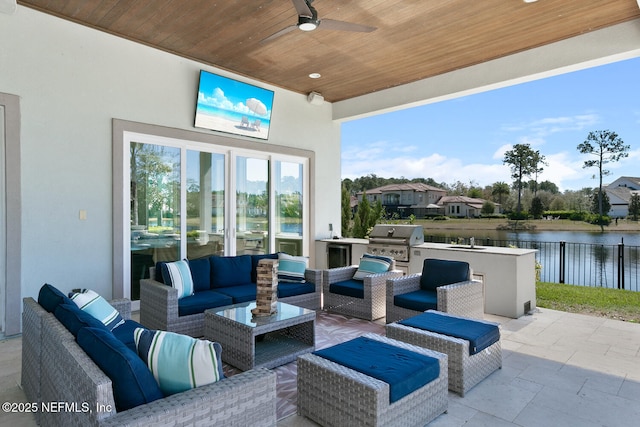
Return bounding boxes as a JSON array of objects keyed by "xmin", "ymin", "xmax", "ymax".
[{"xmin": 424, "ymin": 235, "xmax": 640, "ymax": 291}]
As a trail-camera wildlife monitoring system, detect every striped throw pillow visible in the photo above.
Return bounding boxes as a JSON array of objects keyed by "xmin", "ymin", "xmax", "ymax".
[
  {"xmin": 353, "ymin": 253, "xmax": 392, "ymax": 280},
  {"xmin": 161, "ymin": 260, "xmax": 194, "ymax": 299},
  {"xmin": 69, "ymin": 289, "xmax": 125, "ymax": 331},
  {"xmin": 277, "ymin": 253, "xmax": 308, "ymax": 283},
  {"xmin": 134, "ymin": 328, "xmax": 224, "ymax": 396}
]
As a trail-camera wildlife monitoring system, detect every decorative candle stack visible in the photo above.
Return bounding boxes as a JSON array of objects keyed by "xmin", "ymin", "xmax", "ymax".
[{"xmin": 252, "ymin": 259, "xmax": 278, "ymax": 316}]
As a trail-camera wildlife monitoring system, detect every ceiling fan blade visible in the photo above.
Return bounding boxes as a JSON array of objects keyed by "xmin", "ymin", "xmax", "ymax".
[
  {"xmin": 260, "ymin": 25, "xmax": 299, "ymax": 44},
  {"xmin": 318, "ymin": 19, "xmax": 376, "ymax": 33},
  {"xmin": 291, "ymin": 0, "xmax": 313, "ymax": 17}
]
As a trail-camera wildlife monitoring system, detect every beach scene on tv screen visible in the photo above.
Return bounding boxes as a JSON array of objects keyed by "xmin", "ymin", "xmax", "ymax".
[{"xmin": 195, "ymin": 71, "xmax": 274, "ymax": 140}]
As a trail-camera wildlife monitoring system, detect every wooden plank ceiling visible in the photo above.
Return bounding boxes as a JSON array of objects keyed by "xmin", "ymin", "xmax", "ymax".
[{"xmin": 19, "ymin": 0, "xmax": 640, "ymax": 102}]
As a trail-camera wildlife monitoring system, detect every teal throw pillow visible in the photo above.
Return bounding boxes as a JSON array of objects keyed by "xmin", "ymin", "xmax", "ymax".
[
  {"xmin": 134, "ymin": 328, "xmax": 224, "ymax": 396},
  {"xmin": 353, "ymin": 253, "xmax": 392, "ymax": 280},
  {"xmin": 277, "ymin": 253, "xmax": 308, "ymax": 283},
  {"xmin": 161, "ymin": 259, "xmax": 195, "ymax": 299},
  {"xmin": 69, "ymin": 289, "xmax": 125, "ymax": 331}
]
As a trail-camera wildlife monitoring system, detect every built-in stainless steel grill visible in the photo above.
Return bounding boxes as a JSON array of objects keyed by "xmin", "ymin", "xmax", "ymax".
[{"xmin": 367, "ymin": 224, "xmax": 424, "ymax": 263}]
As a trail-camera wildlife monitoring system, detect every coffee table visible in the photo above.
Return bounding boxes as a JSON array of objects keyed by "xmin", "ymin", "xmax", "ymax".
[{"xmin": 204, "ymin": 301, "xmax": 315, "ymax": 371}]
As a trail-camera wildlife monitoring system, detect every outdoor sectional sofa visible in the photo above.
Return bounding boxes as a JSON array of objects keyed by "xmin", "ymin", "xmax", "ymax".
[
  {"xmin": 140, "ymin": 253, "xmax": 322, "ymax": 337},
  {"xmin": 22, "ymin": 285, "xmax": 277, "ymax": 427}
]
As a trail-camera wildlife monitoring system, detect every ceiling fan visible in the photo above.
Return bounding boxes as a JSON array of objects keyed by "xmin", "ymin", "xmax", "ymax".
[{"xmin": 261, "ymin": 0, "xmax": 376, "ymax": 43}]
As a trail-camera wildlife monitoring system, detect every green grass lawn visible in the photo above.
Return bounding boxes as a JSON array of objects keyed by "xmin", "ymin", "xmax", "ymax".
[{"xmin": 536, "ymin": 282, "xmax": 640, "ymax": 323}]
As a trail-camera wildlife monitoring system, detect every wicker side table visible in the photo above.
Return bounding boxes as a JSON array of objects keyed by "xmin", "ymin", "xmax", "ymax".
[
  {"xmin": 204, "ymin": 301, "xmax": 315, "ymax": 371},
  {"xmin": 297, "ymin": 333, "xmax": 448, "ymax": 427},
  {"xmin": 386, "ymin": 312, "xmax": 502, "ymax": 396}
]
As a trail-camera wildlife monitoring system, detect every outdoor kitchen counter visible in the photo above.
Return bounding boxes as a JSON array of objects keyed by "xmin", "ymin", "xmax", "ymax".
[{"xmin": 409, "ymin": 243, "xmax": 538, "ymax": 318}]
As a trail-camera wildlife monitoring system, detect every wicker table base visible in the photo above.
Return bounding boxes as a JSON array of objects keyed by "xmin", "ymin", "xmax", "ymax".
[
  {"xmin": 204, "ymin": 301, "xmax": 315, "ymax": 371},
  {"xmin": 386, "ymin": 312, "xmax": 502, "ymax": 396},
  {"xmin": 297, "ymin": 333, "xmax": 448, "ymax": 427}
]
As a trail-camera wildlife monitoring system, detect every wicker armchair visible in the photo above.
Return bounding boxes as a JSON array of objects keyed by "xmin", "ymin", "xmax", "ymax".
[
  {"xmin": 322, "ymin": 260, "xmax": 403, "ymax": 320},
  {"xmin": 386, "ymin": 258, "xmax": 484, "ymax": 323},
  {"xmin": 140, "ymin": 265, "xmax": 322, "ymax": 337}
]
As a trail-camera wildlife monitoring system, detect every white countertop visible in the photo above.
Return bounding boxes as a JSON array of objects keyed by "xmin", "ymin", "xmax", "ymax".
[{"xmin": 413, "ymin": 242, "xmax": 537, "ymax": 256}]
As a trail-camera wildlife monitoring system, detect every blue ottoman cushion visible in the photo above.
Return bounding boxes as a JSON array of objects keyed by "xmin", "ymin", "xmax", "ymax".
[
  {"xmin": 313, "ymin": 336, "xmax": 440, "ymax": 403},
  {"xmin": 399, "ymin": 311, "xmax": 500, "ymax": 355},
  {"xmin": 394, "ymin": 290, "xmax": 438, "ymax": 312},
  {"xmin": 329, "ymin": 279, "xmax": 364, "ymax": 299}
]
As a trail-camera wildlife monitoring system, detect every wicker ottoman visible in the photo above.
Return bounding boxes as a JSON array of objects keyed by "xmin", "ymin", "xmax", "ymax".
[
  {"xmin": 386, "ymin": 310, "xmax": 502, "ymax": 396},
  {"xmin": 297, "ymin": 332, "xmax": 448, "ymax": 427}
]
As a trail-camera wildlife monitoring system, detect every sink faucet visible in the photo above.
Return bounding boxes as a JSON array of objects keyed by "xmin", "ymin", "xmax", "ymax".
[{"xmin": 470, "ymin": 237, "xmax": 475, "ymax": 248}]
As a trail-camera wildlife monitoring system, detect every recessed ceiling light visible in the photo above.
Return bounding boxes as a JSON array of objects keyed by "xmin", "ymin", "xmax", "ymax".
[
  {"xmin": 309, "ymin": 73, "xmax": 321, "ymax": 79},
  {"xmin": 523, "ymin": 0, "xmax": 538, "ymax": 3}
]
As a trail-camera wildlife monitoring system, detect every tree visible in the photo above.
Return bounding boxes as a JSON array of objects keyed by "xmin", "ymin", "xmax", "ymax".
[
  {"xmin": 530, "ymin": 151, "xmax": 548, "ymax": 196},
  {"xmin": 481, "ymin": 200, "xmax": 495, "ymax": 215},
  {"xmin": 530, "ymin": 196, "xmax": 544, "ymax": 219},
  {"xmin": 578, "ymin": 130, "xmax": 629, "ymax": 231},
  {"xmin": 491, "ymin": 181, "xmax": 510, "ymax": 206},
  {"xmin": 352, "ymin": 191, "xmax": 371, "ymax": 238},
  {"xmin": 629, "ymin": 193, "xmax": 640, "ymax": 221},
  {"xmin": 590, "ymin": 189, "xmax": 611, "ymax": 217},
  {"xmin": 539, "ymin": 180, "xmax": 559, "ymax": 194},
  {"xmin": 341, "ymin": 185, "xmax": 352, "ymax": 237},
  {"xmin": 503, "ymin": 144, "xmax": 540, "ymax": 215}
]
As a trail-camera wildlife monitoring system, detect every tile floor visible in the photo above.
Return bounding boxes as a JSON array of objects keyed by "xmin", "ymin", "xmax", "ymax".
[{"xmin": 2, "ymin": 308, "xmax": 639, "ymax": 426}]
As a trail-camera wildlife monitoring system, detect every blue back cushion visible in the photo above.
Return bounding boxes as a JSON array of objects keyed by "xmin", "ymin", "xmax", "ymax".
[
  {"xmin": 394, "ymin": 290, "xmax": 438, "ymax": 312},
  {"xmin": 54, "ymin": 303, "xmax": 108, "ymax": 337},
  {"xmin": 313, "ymin": 336, "xmax": 440, "ymax": 403},
  {"xmin": 420, "ymin": 259, "xmax": 469, "ymax": 292},
  {"xmin": 215, "ymin": 285, "xmax": 257, "ymax": 304},
  {"xmin": 38, "ymin": 283, "xmax": 73, "ymax": 313},
  {"xmin": 399, "ymin": 311, "xmax": 500, "ymax": 355},
  {"xmin": 251, "ymin": 253, "xmax": 279, "ymax": 283},
  {"xmin": 77, "ymin": 327, "xmax": 164, "ymax": 411},
  {"xmin": 188, "ymin": 257, "xmax": 211, "ymax": 292},
  {"xmin": 154, "ymin": 262, "xmax": 166, "ymax": 283},
  {"xmin": 210, "ymin": 255, "xmax": 252, "ymax": 288},
  {"xmin": 329, "ymin": 279, "xmax": 364, "ymax": 299},
  {"xmin": 112, "ymin": 319, "xmax": 147, "ymax": 353}
]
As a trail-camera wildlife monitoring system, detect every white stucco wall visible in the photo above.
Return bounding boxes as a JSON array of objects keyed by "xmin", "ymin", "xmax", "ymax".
[{"xmin": 0, "ymin": 6, "xmax": 341, "ymax": 304}]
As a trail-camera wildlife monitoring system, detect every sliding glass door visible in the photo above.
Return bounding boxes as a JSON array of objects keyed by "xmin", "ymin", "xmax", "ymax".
[{"xmin": 123, "ymin": 132, "xmax": 309, "ymax": 302}]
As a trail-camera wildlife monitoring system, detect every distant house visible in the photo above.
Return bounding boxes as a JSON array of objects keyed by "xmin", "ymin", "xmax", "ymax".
[
  {"xmin": 357, "ymin": 183, "xmax": 446, "ymax": 217},
  {"xmin": 438, "ymin": 195, "xmax": 500, "ymax": 218},
  {"xmin": 604, "ymin": 176, "xmax": 640, "ymax": 218},
  {"xmin": 355, "ymin": 184, "xmax": 498, "ymax": 218}
]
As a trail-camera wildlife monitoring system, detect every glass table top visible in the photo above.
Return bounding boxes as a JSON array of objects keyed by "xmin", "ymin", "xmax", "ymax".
[{"xmin": 209, "ymin": 301, "xmax": 314, "ymax": 327}]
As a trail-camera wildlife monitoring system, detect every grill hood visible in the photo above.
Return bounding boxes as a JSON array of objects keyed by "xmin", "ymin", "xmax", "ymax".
[{"xmin": 368, "ymin": 224, "xmax": 424, "ymax": 246}]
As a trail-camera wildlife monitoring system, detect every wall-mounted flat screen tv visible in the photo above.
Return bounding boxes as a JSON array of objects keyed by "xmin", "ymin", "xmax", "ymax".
[{"xmin": 194, "ymin": 70, "xmax": 274, "ymax": 140}]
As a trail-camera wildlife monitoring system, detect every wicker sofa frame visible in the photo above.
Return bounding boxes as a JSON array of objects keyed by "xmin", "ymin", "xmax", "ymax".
[
  {"xmin": 140, "ymin": 265, "xmax": 322, "ymax": 337},
  {"xmin": 22, "ymin": 297, "xmax": 277, "ymax": 427},
  {"xmin": 385, "ymin": 272, "xmax": 484, "ymax": 323},
  {"xmin": 297, "ymin": 332, "xmax": 448, "ymax": 427},
  {"xmin": 322, "ymin": 261, "xmax": 402, "ymax": 321},
  {"xmin": 386, "ymin": 312, "xmax": 502, "ymax": 396}
]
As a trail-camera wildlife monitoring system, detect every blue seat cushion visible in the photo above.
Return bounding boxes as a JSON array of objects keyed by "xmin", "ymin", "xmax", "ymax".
[
  {"xmin": 329, "ymin": 279, "xmax": 364, "ymax": 299},
  {"xmin": 38, "ymin": 283, "xmax": 74, "ymax": 313},
  {"xmin": 399, "ymin": 311, "xmax": 500, "ymax": 355},
  {"xmin": 54, "ymin": 303, "xmax": 108, "ymax": 337},
  {"xmin": 278, "ymin": 281, "xmax": 315, "ymax": 298},
  {"xmin": 112, "ymin": 319, "xmax": 146, "ymax": 353},
  {"xmin": 188, "ymin": 257, "xmax": 211, "ymax": 292},
  {"xmin": 216, "ymin": 284, "xmax": 256, "ymax": 303},
  {"xmin": 251, "ymin": 253, "xmax": 279, "ymax": 282},
  {"xmin": 210, "ymin": 255, "xmax": 252, "ymax": 288},
  {"xmin": 77, "ymin": 327, "xmax": 164, "ymax": 411},
  {"xmin": 177, "ymin": 290, "xmax": 233, "ymax": 316},
  {"xmin": 394, "ymin": 290, "xmax": 438, "ymax": 312},
  {"xmin": 313, "ymin": 336, "xmax": 440, "ymax": 403},
  {"xmin": 420, "ymin": 259, "xmax": 469, "ymax": 292}
]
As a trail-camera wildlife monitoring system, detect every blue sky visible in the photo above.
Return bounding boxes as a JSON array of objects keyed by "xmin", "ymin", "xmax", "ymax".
[{"xmin": 341, "ymin": 57, "xmax": 640, "ymax": 192}]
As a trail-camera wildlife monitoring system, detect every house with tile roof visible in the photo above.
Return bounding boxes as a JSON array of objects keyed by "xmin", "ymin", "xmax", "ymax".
[
  {"xmin": 604, "ymin": 176, "xmax": 640, "ymax": 218},
  {"xmin": 437, "ymin": 195, "xmax": 500, "ymax": 218},
  {"xmin": 357, "ymin": 183, "xmax": 447, "ymax": 218}
]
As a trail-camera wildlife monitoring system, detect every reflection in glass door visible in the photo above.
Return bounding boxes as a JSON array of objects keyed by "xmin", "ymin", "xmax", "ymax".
[
  {"xmin": 275, "ymin": 161, "xmax": 304, "ymax": 255},
  {"xmin": 236, "ymin": 156, "xmax": 269, "ymax": 255},
  {"xmin": 186, "ymin": 150, "xmax": 225, "ymax": 259},
  {"xmin": 129, "ymin": 142, "xmax": 181, "ymax": 300}
]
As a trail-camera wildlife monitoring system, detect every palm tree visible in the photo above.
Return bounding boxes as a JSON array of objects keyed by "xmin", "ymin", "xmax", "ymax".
[{"xmin": 491, "ymin": 181, "xmax": 511, "ymax": 208}]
